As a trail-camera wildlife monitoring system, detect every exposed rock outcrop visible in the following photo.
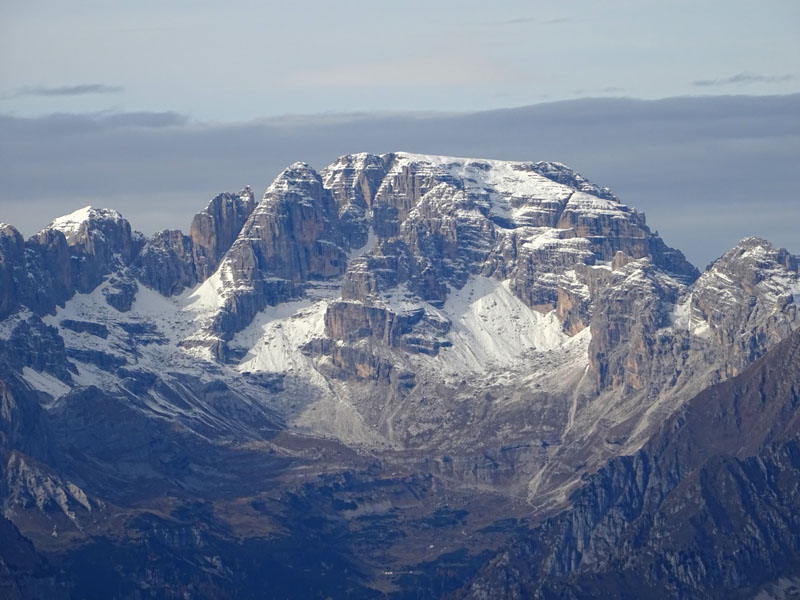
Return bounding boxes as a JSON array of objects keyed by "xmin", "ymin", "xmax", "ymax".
[
  {"xmin": 135, "ymin": 188, "xmax": 256, "ymax": 296},
  {"xmin": 234, "ymin": 164, "xmax": 349, "ymax": 282},
  {"xmin": 1, "ymin": 209, "xmax": 143, "ymax": 319},
  {"xmin": 0, "ymin": 317, "xmax": 75, "ymax": 383},
  {"xmin": 588, "ymin": 258, "xmax": 686, "ymax": 391},
  {"xmin": 195, "ymin": 164, "xmax": 351, "ymax": 348},
  {"xmin": 135, "ymin": 229, "xmax": 198, "ymax": 296},
  {"xmin": 25, "ymin": 228, "xmax": 74, "ymax": 312},
  {"xmin": 458, "ymin": 328, "xmax": 800, "ymax": 600},
  {"xmin": 46, "ymin": 207, "xmax": 139, "ymax": 293},
  {"xmin": 0, "ymin": 225, "xmax": 75, "ymax": 318},
  {"xmin": 691, "ymin": 237, "xmax": 800, "ymax": 377},
  {"xmin": 190, "ymin": 187, "xmax": 257, "ymax": 280},
  {"xmin": 0, "ymin": 225, "xmax": 29, "ymax": 318}
]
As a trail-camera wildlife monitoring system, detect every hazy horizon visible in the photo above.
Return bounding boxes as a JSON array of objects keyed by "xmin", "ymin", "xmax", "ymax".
[
  {"xmin": 2, "ymin": 93, "xmax": 799, "ymax": 269},
  {"xmin": 2, "ymin": 1, "xmax": 798, "ymax": 268}
]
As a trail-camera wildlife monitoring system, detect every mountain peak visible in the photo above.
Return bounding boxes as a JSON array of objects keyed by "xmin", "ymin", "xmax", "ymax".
[
  {"xmin": 279, "ymin": 161, "xmax": 319, "ymax": 180},
  {"xmin": 265, "ymin": 162, "xmax": 324, "ymax": 198},
  {"xmin": 46, "ymin": 206, "xmax": 125, "ymax": 242},
  {"xmin": 0, "ymin": 222, "xmax": 21, "ymax": 237},
  {"xmin": 238, "ymin": 185, "xmax": 254, "ymax": 202},
  {"xmin": 710, "ymin": 236, "xmax": 798, "ymax": 273},
  {"xmin": 531, "ymin": 160, "xmax": 619, "ymax": 201},
  {"xmin": 726, "ymin": 235, "xmax": 775, "ymax": 256}
]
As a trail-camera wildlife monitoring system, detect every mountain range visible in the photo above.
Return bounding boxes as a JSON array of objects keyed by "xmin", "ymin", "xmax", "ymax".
[{"xmin": 1, "ymin": 152, "xmax": 799, "ymax": 598}]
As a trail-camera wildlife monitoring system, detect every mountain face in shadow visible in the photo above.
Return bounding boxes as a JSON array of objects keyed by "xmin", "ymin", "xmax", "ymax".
[{"xmin": 458, "ymin": 327, "xmax": 800, "ymax": 599}]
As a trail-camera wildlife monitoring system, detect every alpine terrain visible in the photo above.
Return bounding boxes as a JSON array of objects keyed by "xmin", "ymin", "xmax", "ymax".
[{"xmin": 1, "ymin": 152, "xmax": 799, "ymax": 598}]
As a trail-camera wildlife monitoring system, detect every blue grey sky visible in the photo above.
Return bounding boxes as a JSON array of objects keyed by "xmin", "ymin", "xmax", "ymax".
[
  {"xmin": 1, "ymin": 0, "xmax": 798, "ymax": 119},
  {"xmin": 0, "ymin": 2, "xmax": 798, "ymax": 268}
]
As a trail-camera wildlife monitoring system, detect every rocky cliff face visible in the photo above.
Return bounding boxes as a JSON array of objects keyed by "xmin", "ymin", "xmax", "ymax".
[
  {"xmin": 0, "ymin": 225, "xmax": 30, "ymax": 318},
  {"xmin": 135, "ymin": 229, "xmax": 197, "ymax": 296},
  {"xmin": 458, "ymin": 327, "xmax": 800, "ymax": 600},
  {"xmin": 192, "ymin": 153, "xmax": 706, "ymax": 395},
  {"xmin": 0, "ymin": 514, "xmax": 65, "ymax": 600},
  {"xmin": 135, "ymin": 187, "xmax": 257, "ymax": 296},
  {"xmin": 0, "ymin": 224, "xmax": 78, "ymax": 318},
  {"xmin": 1, "ymin": 155, "xmax": 796, "ymax": 462},
  {"xmin": 190, "ymin": 187, "xmax": 257, "ymax": 280},
  {"xmin": 0, "ymin": 208, "xmax": 143, "ymax": 318},
  {"xmin": 691, "ymin": 237, "xmax": 800, "ymax": 376},
  {"xmin": 46, "ymin": 206, "xmax": 139, "ymax": 294},
  {"xmin": 203, "ymin": 164, "xmax": 350, "ymax": 344},
  {"xmin": 0, "ymin": 152, "xmax": 798, "ymax": 598}
]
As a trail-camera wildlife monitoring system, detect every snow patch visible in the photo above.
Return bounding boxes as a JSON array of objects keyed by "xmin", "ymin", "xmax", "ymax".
[
  {"xmin": 22, "ymin": 367, "xmax": 72, "ymax": 399},
  {"xmin": 183, "ymin": 267, "xmax": 228, "ymax": 314},
  {"xmin": 521, "ymin": 228, "xmax": 562, "ymax": 251},
  {"xmin": 43, "ymin": 278, "xmax": 213, "ymax": 387},
  {"xmin": 432, "ymin": 277, "xmax": 582, "ymax": 374},
  {"xmin": 349, "ymin": 226, "xmax": 378, "ymax": 260},
  {"xmin": 670, "ymin": 296, "xmax": 691, "ymax": 330},
  {"xmin": 563, "ymin": 191, "xmax": 622, "ymax": 217},
  {"xmin": 388, "ymin": 153, "xmax": 575, "ymax": 224},
  {"xmin": 234, "ymin": 299, "xmax": 327, "ymax": 377},
  {"xmin": 0, "ymin": 308, "xmax": 32, "ymax": 340}
]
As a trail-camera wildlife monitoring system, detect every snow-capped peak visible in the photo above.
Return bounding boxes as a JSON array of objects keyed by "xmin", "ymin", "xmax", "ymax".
[
  {"xmin": 47, "ymin": 206, "xmax": 124, "ymax": 240},
  {"xmin": 264, "ymin": 162, "xmax": 322, "ymax": 198}
]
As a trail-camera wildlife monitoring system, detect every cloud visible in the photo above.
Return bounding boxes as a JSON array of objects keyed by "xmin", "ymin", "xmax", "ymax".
[
  {"xmin": 572, "ymin": 86, "xmax": 626, "ymax": 95},
  {"xmin": 691, "ymin": 72, "xmax": 794, "ymax": 87},
  {"xmin": 0, "ymin": 111, "xmax": 188, "ymax": 138},
  {"xmin": 1, "ymin": 94, "xmax": 798, "ymax": 269},
  {"xmin": 8, "ymin": 83, "xmax": 125, "ymax": 98},
  {"xmin": 285, "ymin": 55, "xmax": 515, "ymax": 88},
  {"xmin": 97, "ymin": 111, "xmax": 187, "ymax": 128}
]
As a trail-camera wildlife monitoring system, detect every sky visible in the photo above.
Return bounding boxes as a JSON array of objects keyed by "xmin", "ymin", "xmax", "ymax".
[
  {"xmin": 1, "ymin": 1, "xmax": 798, "ymax": 268},
  {"xmin": 2, "ymin": 0, "xmax": 799, "ymax": 119}
]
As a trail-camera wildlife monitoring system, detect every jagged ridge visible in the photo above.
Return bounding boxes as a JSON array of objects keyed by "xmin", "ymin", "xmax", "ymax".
[{"xmin": 0, "ymin": 152, "xmax": 799, "ymax": 598}]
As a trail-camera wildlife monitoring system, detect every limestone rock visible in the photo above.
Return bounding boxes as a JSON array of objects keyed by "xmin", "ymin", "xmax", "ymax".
[
  {"xmin": 1, "ymin": 152, "xmax": 799, "ymax": 598},
  {"xmin": 103, "ymin": 276, "xmax": 138, "ymax": 312},
  {"xmin": 690, "ymin": 237, "xmax": 800, "ymax": 376},
  {"xmin": 589, "ymin": 258, "xmax": 685, "ymax": 391},
  {"xmin": 135, "ymin": 229, "xmax": 197, "ymax": 296},
  {"xmin": 26, "ymin": 228, "xmax": 74, "ymax": 311},
  {"xmin": 459, "ymin": 328, "xmax": 800, "ymax": 599},
  {"xmin": 45, "ymin": 206, "xmax": 139, "ymax": 293},
  {"xmin": 190, "ymin": 187, "xmax": 257, "ymax": 280},
  {"xmin": 201, "ymin": 164, "xmax": 350, "ymax": 344},
  {"xmin": 0, "ymin": 316, "xmax": 75, "ymax": 383},
  {"xmin": 0, "ymin": 225, "xmax": 27, "ymax": 318}
]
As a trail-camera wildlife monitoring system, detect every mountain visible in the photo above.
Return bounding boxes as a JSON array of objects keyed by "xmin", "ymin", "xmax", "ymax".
[
  {"xmin": 457, "ymin": 326, "xmax": 800, "ymax": 600},
  {"xmin": 0, "ymin": 152, "xmax": 798, "ymax": 598}
]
